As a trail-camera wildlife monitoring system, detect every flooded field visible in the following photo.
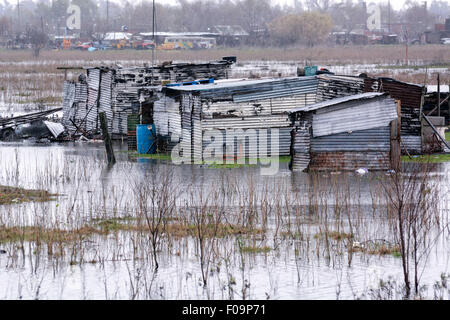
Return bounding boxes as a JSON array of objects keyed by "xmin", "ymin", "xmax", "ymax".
[
  {"xmin": 0, "ymin": 48, "xmax": 449, "ymax": 300},
  {"xmin": 0, "ymin": 142, "xmax": 449, "ymax": 300}
]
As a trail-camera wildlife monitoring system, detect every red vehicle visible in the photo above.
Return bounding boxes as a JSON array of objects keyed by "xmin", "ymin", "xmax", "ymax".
[
  {"xmin": 76, "ymin": 42, "xmax": 93, "ymax": 50},
  {"xmin": 133, "ymin": 40, "xmax": 155, "ymax": 50}
]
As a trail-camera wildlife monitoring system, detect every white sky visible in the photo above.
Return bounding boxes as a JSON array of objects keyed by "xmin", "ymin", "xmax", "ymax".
[
  {"xmin": 151, "ymin": 0, "xmax": 407, "ymax": 11},
  {"xmin": 2, "ymin": 0, "xmax": 408, "ymax": 11}
]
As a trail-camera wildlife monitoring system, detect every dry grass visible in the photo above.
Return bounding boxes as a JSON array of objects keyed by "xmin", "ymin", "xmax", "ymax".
[
  {"xmin": 0, "ymin": 185, "xmax": 57, "ymax": 205},
  {"xmin": 1, "ymin": 45, "xmax": 449, "ymax": 64},
  {"xmin": 314, "ymin": 230, "xmax": 354, "ymax": 241},
  {"xmin": 0, "ymin": 218, "xmax": 264, "ymax": 245},
  {"xmin": 0, "ymin": 225, "xmax": 101, "ymax": 244}
]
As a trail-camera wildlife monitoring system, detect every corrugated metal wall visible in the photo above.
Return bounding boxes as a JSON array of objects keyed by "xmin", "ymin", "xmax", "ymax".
[
  {"xmin": 162, "ymin": 77, "xmax": 320, "ymax": 162},
  {"xmin": 312, "ymin": 96, "xmax": 398, "ymax": 137},
  {"xmin": 290, "ymin": 94, "xmax": 397, "ymax": 172},
  {"xmin": 311, "ymin": 127, "xmax": 391, "ymax": 152},
  {"xmin": 62, "ymin": 81, "xmax": 89, "ymax": 135}
]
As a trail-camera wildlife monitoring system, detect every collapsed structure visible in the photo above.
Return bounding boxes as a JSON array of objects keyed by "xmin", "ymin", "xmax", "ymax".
[{"xmin": 62, "ymin": 59, "xmax": 234, "ymax": 139}]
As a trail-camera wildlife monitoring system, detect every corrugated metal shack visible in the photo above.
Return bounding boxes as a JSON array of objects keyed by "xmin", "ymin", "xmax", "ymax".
[
  {"xmin": 62, "ymin": 59, "xmax": 234, "ymax": 139},
  {"xmin": 289, "ymin": 92, "xmax": 400, "ymax": 172},
  {"xmin": 318, "ymin": 75, "xmax": 426, "ymax": 155},
  {"xmin": 158, "ymin": 77, "xmax": 319, "ymax": 162},
  {"xmin": 155, "ymin": 74, "xmax": 424, "ymax": 163}
]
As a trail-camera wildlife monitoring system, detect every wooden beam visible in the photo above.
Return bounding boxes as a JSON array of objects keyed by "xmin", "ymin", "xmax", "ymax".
[{"xmin": 99, "ymin": 112, "xmax": 116, "ymax": 165}]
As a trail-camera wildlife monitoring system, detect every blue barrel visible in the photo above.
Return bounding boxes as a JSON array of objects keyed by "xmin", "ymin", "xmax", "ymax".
[
  {"xmin": 305, "ymin": 66, "xmax": 318, "ymax": 76},
  {"xmin": 136, "ymin": 124, "xmax": 156, "ymax": 154}
]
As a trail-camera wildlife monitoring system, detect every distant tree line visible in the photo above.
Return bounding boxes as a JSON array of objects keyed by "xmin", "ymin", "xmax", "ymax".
[{"xmin": 0, "ymin": 0, "xmax": 449, "ymax": 47}]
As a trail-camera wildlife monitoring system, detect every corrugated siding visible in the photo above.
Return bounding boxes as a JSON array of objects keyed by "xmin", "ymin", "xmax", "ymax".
[
  {"xmin": 172, "ymin": 88, "xmax": 318, "ymax": 162},
  {"xmin": 232, "ymin": 78, "xmax": 318, "ymax": 103},
  {"xmin": 312, "ymin": 96, "xmax": 398, "ymax": 137},
  {"xmin": 316, "ymin": 75, "xmax": 365, "ymax": 102},
  {"xmin": 201, "ymin": 115, "xmax": 292, "ymax": 130},
  {"xmin": 203, "ymin": 94, "xmax": 316, "ymax": 118},
  {"xmin": 99, "ymin": 70, "xmax": 114, "ymax": 133},
  {"xmin": 202, "ymin": 127, "xmax": 292, "ymax": 159},
  {"xmin": 86, "ymin": 69, "xmax": 101, "ymax": 132},
  {"xmin": 154, "ymin": 96, "xmax": 181, "ymax": 140},
  {"xmin": 401, "ymin": 135, "xmax": 422, "ymax": 154},
  {"xmin": 291, "ymin": 128, "xmax": 311, "ymax": 172},
  {"xmin": 311, "ymin": 127, "xmax": 390, "ymax": 152},
  {"xmin": 377, "ymin": 78, "xmax": 425, "ymax": 154},
  {"xmin": 62, "ymin": 81, "xmax": 90, "ymax": 135},
  {"xmin": 62, "ymin": 82, "xmax": 76, "ymax": 132}
]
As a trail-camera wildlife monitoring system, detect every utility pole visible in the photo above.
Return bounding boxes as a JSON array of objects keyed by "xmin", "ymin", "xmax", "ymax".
[
  {"xmin": 17, "ymin": 0, "xmax": 21, "ymax": 32},
  {"xmin": 106, "ymin": 0, "xmax": 110, "ymax": 32},
  {"xmin": 151, "ymin": 0, "xmax": 156, "ymax": 85},
  {"xmin": 388, "ymin": 0, "xmax": 391, "ymax": 33},
  {"xmin": 437, "ymin": 73, "xmax": 440, "ymax": 117}
]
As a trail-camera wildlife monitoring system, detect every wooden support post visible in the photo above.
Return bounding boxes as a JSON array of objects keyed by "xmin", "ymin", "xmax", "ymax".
[
  {"xmin": 99, "ymin": 112, "xmax": 116, "ymax": 165},
  {"xmin": 390, "ymin": 100, "xmax": 402, "ymax": 171},
  {"xmin": 391, "ymin": 119, "xmax": 401, "ymax": 172},
  {"xmin": 437, "ymin": 73, "xmax": 440, "ymax": 117}
]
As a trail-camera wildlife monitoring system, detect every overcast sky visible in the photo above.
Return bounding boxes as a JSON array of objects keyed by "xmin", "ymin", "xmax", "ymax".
[
  {"xmin": 2, "ymin": 0, "xmax": 408, "ymax": 11},
  {"xmin": 145, "ymin": 0, "xmax": 406, "ymax": 11}
]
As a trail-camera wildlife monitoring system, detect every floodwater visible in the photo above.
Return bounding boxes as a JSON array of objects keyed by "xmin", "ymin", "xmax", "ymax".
[
  {"xmin": 1, "ymin": 59, "xmax": 449, "ymax": 300},
  {"xmin": 0, "ymin": 141, "xmax": 449, "ymax": 300}
]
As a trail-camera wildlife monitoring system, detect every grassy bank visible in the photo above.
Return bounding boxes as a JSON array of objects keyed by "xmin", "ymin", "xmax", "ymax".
[{"xmin": 402, "ymin": 154, "xmax": 450, "ymax": 163}]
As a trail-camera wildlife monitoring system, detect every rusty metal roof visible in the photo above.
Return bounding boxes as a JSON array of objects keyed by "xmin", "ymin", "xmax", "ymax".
[{"xmin": 290, "ymin": 92, "xmax": 386, "ymax": 113}]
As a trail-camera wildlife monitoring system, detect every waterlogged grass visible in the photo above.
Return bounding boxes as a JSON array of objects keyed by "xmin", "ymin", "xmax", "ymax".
[
  {"xmin": 240, "ymin": 246, "xmax": 272, "ymax": 254},
  {"xmin": 127, "ymin": 152, "xmax": 172, "ymax": 161},
  {"xmin": 204, "ymin": 162, "xmax": 259, "ymax": 169},
  {"xmin": 402, "ymin": 154, "xmax": 450, "ymax": 163},
  {"xmin": 314, "ymin": 231, "xmax": 354, "ymax": 241},
  {"xmin": 402, "ymin": 131, "xmax": 450, "ymax": 163},
  {"xmin": 0, "ymin": 225, "xmax": 102, "ymax": 244},
  {"xmin": 125, "ymin": 152, "xmax": 291, "ymax": 167},
  {"xmin": 0, "ymin": 216, "xmax": 265, "ymax": 245},
  {"xmin": 0, "ymin": 186, "xmax": 57, "ymax": 205}
]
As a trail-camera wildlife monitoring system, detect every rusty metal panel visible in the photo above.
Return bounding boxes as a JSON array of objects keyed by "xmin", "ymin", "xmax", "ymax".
[
  {"xmin": 377, "ymin": 78, "xmax": 425, "ymax": 154},
  {"xmin": 309, "ymin": 151, "xmax": 391, "ymax": 171}
]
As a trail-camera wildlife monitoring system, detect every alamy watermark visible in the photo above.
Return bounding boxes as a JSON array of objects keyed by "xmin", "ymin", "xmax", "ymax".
[
  {"xmin": 366, "ymin": 2, "xmax": 381, "ymax": 31},
  {"xmin": 171, "ymin": 128, "xmax": 281, "ymax": 176},
  {"xmin": 66, "ymin": 4, "xmax": 81, "ymax": 30}
]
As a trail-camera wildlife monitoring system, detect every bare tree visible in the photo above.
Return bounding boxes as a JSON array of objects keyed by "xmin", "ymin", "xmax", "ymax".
[
  {"xmin": 381, "ymin": 163, "xmax": 442, "ymax": 298},
  {"xmin": 26, "ymin": 27, "xmax": 48, "ymax": 57}
]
